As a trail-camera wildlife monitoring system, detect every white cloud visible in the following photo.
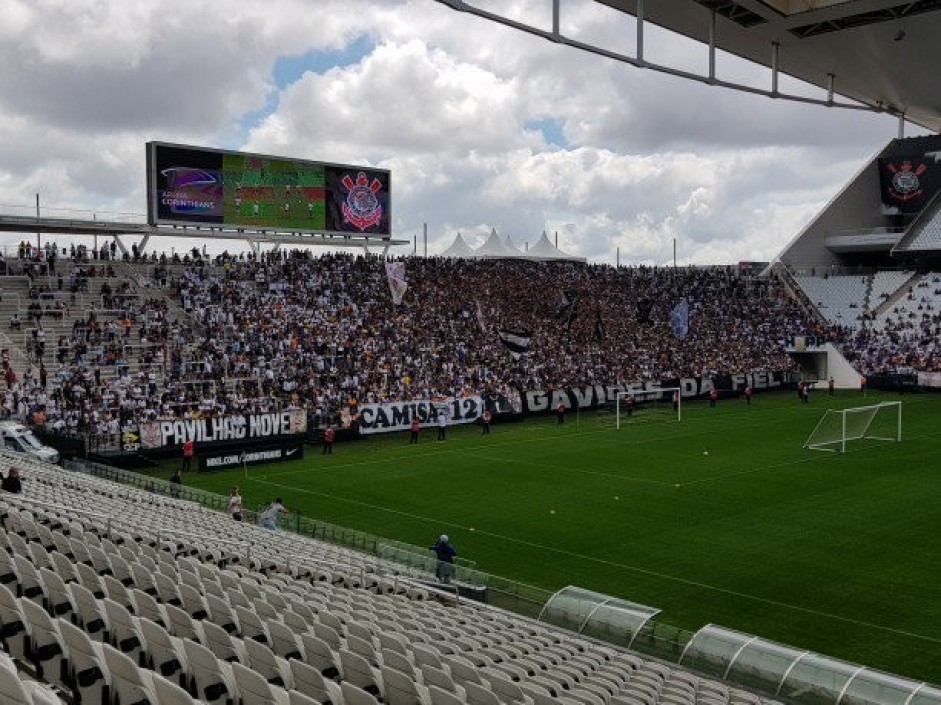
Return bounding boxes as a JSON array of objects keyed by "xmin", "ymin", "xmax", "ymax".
[{"xmin": 0, "ymin": 0, "xmax": 923, "ymax": 265}]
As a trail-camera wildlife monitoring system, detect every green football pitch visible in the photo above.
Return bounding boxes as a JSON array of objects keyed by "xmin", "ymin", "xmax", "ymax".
[{"xmin": 181, "ymin": 390, "xmax": 941, "ymax": 684}]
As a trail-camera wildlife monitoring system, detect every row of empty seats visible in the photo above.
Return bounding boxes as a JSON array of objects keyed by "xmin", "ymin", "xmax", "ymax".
[
  {"xmin": 794, "ymin": 275, "xmax": 869, "ymax": 329},
  {"xmin": 0, "ymin": 451, "xmax": 780, "ymax": 705}
]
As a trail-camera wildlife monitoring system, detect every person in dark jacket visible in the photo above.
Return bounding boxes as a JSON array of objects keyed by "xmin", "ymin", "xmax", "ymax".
[
  {"xmin": 1, "ymin": 467, "xmax": 22, "ymax": 493},
  {"xmin": 431, "ymin": 534, "xmax": 457, "ymax": 584}
]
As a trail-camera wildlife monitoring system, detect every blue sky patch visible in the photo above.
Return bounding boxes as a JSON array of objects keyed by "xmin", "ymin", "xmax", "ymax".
[
  {"xmin": 220, "ymin": 35, "xmax": 376, "ymax": 150},
  {"xmin": 525, "ymin": 117, "xmax": 568, "ymax": 148},
  {"xmin": 273, "ymin": 35, "xmax": 375, "ymax": 88}
]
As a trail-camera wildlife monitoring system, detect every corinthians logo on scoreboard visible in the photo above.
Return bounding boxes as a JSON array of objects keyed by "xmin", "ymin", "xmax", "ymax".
[
  {"xmin": 885, "ymin": 159, "xmax": 927, "ymax": 202},
  {"xmin": 340, "ymin": 171, "xmax": 384, "ymax": 230}
]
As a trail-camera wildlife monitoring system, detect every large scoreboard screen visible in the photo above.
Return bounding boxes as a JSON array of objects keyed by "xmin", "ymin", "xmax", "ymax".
[{"xmin": 146, "ymin": 142, "xmax": 391, "ymax": 237}]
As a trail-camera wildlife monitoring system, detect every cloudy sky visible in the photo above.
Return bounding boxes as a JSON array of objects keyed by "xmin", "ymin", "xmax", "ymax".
[{"xmin": 0, "ymin": 0, "xmax": 925, "ymax": 265}]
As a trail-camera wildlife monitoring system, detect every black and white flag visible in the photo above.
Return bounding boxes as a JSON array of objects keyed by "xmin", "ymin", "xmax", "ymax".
[{"xmin": 497, "ymin": 329, "xmax": 532, "ymax": 360}]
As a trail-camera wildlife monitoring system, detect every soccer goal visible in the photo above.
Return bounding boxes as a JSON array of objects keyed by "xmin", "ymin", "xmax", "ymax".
[
  {"xmin": 616, "ymin": 388, "xmax": 681, "ymax": 429},
  {"xmin": 803, "ymin": 401, "xmax": 901, "ymax": 453}
]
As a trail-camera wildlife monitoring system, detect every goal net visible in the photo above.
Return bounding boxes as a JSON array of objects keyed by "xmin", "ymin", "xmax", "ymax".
[
  {"xmin": 803, "ymin": 401, "xmax": 901, "ymax": 453},
  {"xmin": 615, "ymin": 388, "xmax": 681, "ymax": 429}
]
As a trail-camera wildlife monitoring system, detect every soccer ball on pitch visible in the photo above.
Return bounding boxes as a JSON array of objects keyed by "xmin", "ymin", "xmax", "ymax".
[{"xmin": 702, "ymin": 450, "xmax": 709, "ymax": 456}]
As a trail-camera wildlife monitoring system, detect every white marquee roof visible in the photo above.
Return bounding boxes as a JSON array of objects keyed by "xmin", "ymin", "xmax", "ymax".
[{"xmin": 440, "ymin": 232, "xmax": 476, "ymax": 258}]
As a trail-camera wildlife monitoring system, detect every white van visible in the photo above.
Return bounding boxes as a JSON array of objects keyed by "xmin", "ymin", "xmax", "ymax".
[{"xmin": 0, "ymin": 422, "xmax": 60, "ymax": 464}]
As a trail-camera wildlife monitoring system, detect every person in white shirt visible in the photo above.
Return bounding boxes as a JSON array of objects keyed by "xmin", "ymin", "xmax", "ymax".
[
  {"xmin": 227, "ymin": 486, "xmax": 243, "ymax": 522},
  {"xmin": 259, "ymin": 497, "xmax": 288, "ymax": 530}
]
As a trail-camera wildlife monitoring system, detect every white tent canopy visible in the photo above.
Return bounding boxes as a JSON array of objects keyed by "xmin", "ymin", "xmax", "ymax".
[
  {"xmin": 437, "ymin": 228, "xmax": 585, "ymax": 262},
  {"xmin": 440, "ymin": 232, "xmax": 476, "ymax": 258},
  {"xmin": 527, "ymin": 231, "xmax": 585, "ymax": 262},
  {"xmin": 475, "ymin": 228, "xmax": 524, "ymax": 259},
  {"xmin": 504, "ymin": 235, "xmax": 524, "ymax": 255}
]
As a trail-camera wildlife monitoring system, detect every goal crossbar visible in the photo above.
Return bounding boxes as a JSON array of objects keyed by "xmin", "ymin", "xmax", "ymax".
[
  {"xmin": 804, "ymin": 401, "xmax": 901, "ymax": 453},
  {"xmin": 615, "ymin": 388, "xmax": 681, "ymax": 429}
]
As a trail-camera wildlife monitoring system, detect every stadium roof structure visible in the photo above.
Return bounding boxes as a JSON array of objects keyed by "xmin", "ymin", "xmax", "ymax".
[
  {"xmin": 0, "ymin": 213, "xmax": 409, "ymax": 256},
  {"xmin": 434, "ymin": 0, "xmax": 941, "ymax": 133}
]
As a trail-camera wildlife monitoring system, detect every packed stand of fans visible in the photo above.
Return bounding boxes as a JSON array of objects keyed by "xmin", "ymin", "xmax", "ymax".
[
  {"xmin": 2, "ymin": 251, "xmax": 826, "ymax": 441},
  {"xmin": 843, "ymin": 273, "xmax": 941, "ymax": 374}
]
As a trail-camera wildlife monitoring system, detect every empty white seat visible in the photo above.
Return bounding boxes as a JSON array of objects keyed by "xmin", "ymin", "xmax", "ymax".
[
  {"xmin": 139, "ymin": 615, "xmax": 189, "ymax": 683},
  {"xmin": 75, "ymin": 562, "xmax": 106, "ymax": 599},
  {"xmin": 235, "ymin": 603, "xmax": 270, "ymax": 643},
  {"xmin": 290, "ymin": 658, "xmax": 344, "ymax": 705},
  {"xmin": 267, "ymin": 618, "xmax": 304, "ymax": 660},
  {"xmin": 0, "ymin": 583, "xmax": 28, "ymax": 660},
  {"xmin": 101, "ymin": 597, "xmax": 146, "ymax": 663},
  {"xmin": 340, "ymin": 648, "xmax": 384, "ymax": 698},
  {"xmin": 67, "ymin": 582, "xmax": 109, "ymax": 640},
  {"xmin": 202, "ymin": 618, "xmax": 248, "ymax": 664},
  {"xmin": 48, "ymin": 550, "xmax": 79, "ymax": 585},
  {"xmin": 342, "ymin": 681, "xmax": 382, "ymax": 705},
  {"xmin": 244, "ymin": 636, "xmax": 293, "ymax": 689},
  {"xmin": 12, "ymin": 554, "xmax": 44, "ymax": 601},
  {"xmin": 382, "ymin": 663, "xmax": 434, "ymax": 705},
  {"xmin": 0, "ymin": 655, "xmax": 51, "ymax": 705},
  {"xmin": 131, "ymin": 587, "xmax": 169, "ymax": 629},
  {"xmin": 152, "ymin": 670, "xmax": 202, "ymax": 704},
  {"xmin": 232, "ymin": 660, "xmax": 291, "ymax": 705},
  {"xmin": 58, "ymin": 617, "xmax": 112, "ymax": 705},
  {"xmin": 182, "ymin": 637, "xmax": 239, "ymax": 705},
  {"xmin": 154, "ymin": 570, "xmax": 184, "ymax": 606},
  {"xmin": 165, "ymin": 602, "xmax": 206, "ymax": 643},
  {"xmin": 102, "ymin": 641, "xmax": 161, "ymax": 704},
  {"xmin": 207, "ymin": 593, "xmax": 238, "ymax": 633},
  {"xmin": 38, "ymin": 566, "xmax": 73, "ymax": 618},
  {"xmin": 289, "ymin": 689, "xmax": 322, "ymax": 705},
  {"xmin": 300, "ymin": 632, "xmax": 342, "ymax": 679},
  {"xmin": 19, "ymin": 596, "xmax": 68, "ymax": 691},
  {"xmin": 428, "ymin": 684, "xmax": 467, "ymax": 705}
]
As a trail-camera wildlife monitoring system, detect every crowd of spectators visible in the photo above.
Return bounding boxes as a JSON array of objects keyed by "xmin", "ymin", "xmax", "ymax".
[
  {"xmin": 843, "ymin": 273, "xmax": 941, "ymax": 374},
  {"xmin": 0, "ymin": 250, "xmax": 862, "ymax": 443}
]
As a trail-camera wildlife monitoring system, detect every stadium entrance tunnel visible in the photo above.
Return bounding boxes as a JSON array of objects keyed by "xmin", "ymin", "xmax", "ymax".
[
  {"xmin": 537, "ymin": 589, "xmax": 941, "ymax": 705},
  {"xmin": 680, "ymin": 624, "xmax": 941, "ymax": 705},
  {"xmin": 537, "ymin": 586, "xmax": 661, "ymax": 650}
]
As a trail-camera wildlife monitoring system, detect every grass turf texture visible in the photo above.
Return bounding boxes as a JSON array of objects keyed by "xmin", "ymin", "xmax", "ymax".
[{"xmin": 178, "ymin": 390, "xmax": 941, "ymax": 684}]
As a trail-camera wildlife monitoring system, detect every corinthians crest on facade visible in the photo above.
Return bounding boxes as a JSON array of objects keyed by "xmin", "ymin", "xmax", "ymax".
[{"xmin": 886, "ymin": 159, "xmax": 927, "ymax": 202}]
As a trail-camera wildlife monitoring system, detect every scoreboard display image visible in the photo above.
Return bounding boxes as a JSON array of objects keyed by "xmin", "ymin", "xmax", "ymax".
[{"xmin": 147, "ymin": 142, "xmax": 391, "ymax": 237}]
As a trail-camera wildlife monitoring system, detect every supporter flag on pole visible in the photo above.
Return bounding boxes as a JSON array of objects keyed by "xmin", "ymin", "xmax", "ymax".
[
  {"xmin": 384, "ymin": 261, "xmax": 407, "ymax": 305},
  {"xmin": 670, "ymin": 298, "xmax": 689, "ymax": 340},
  {"xmin": 475, "ymin": 301, "xmax": 488, "ymax": 334},
  {"xmin": 497, "ymin": 329, "xmax": 532, "ymax": 360}
]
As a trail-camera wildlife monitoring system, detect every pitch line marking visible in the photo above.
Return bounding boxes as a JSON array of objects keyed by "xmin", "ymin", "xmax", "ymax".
[{"xmin": 252, "ymin": 477, "xmax": 941, "ymax": 646}]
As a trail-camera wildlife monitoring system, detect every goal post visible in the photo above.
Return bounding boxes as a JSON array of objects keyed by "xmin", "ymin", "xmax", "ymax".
[
  {"xmin": 803, "ymin": 401, "xmax": 901, "ymax": 453},
  {"xmin": 616, "ymin": 388, "xmax": 681, "ymax": 429}
]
